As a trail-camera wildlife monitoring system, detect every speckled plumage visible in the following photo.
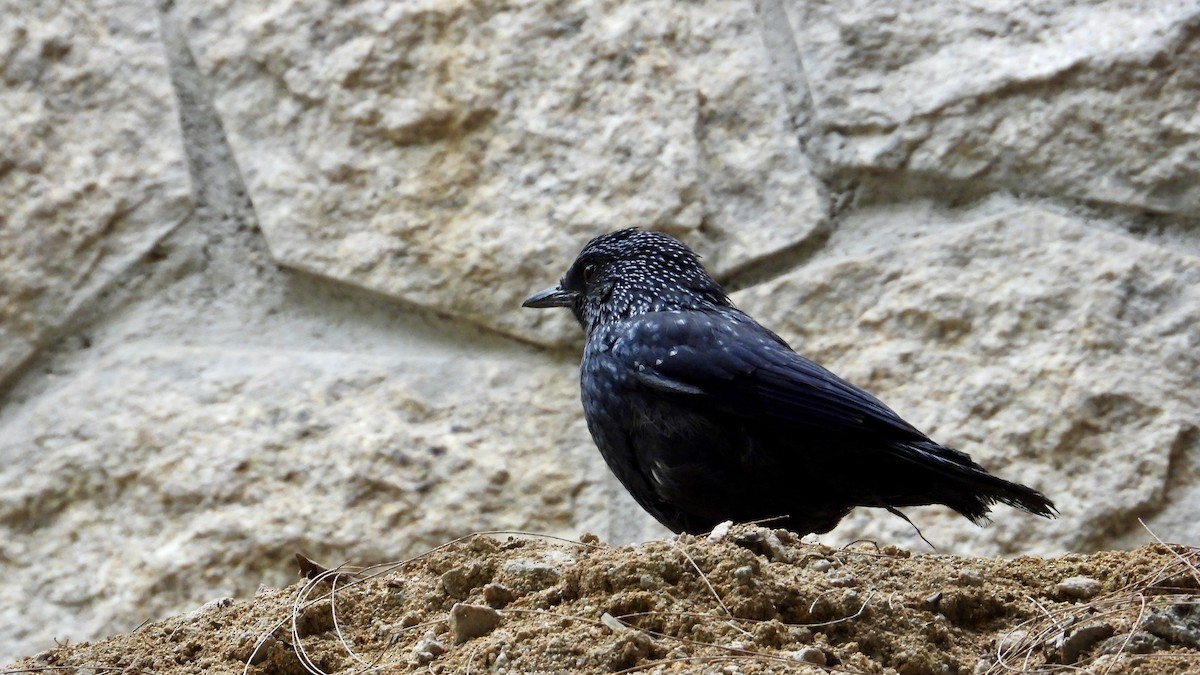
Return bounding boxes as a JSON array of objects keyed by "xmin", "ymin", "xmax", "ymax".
[{"xmin": 523, "ymin": 229, "xmax": 1056, "ymax": 536}]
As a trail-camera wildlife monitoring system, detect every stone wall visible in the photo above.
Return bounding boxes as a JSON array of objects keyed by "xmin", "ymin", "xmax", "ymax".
[{"xmin": 1, "ymin": 0, "xmax": 1197, "ymax": 662}]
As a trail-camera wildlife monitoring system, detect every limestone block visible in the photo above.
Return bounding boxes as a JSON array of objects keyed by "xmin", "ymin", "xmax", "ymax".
[
  {"xmin": 735, "ymin": 209, "xmax": 1200, "ymax": 555},
  {"xmin": 783, "ymin": 0, "xmax": 1200, "ymax": 214},
  {"xmin": 0, "ymin": 348, "xmax": 636, "ymax": 658},
  {"xmin": 0, "ymin": 1, "xmax": 192, "ymax": 387},
  {"xmin": 175, "ymin": 0, "xmax": 825, "ymax": 346}
]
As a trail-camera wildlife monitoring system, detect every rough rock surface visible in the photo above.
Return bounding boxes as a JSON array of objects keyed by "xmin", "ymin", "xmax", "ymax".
[
  {"xmin": 0, "ymin": 348, "xmax": 615, "ymax": 660},
  {"xmin": 784, "ymin": 0, "xmax": 1200, "ymax": 213},
  {"xmin": 0, "ymin": 0, "xmax": 193, "ymax": 387},
  {"xmin": 174, "ymin": 0, "xmax": 826, "ymax": 347},
  {"xmin": 7, "ymin": 530, "xmax": 1199, "ymax": 674},
  {"xmin": 736, "ymin": 209, "xmax": 1200, "ymax": 555}
]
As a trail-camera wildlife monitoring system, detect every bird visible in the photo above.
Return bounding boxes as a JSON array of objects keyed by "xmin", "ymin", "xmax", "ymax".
[{"xmin": 522, "ymin": 228, "xmax": 1057, "ymax": 539}]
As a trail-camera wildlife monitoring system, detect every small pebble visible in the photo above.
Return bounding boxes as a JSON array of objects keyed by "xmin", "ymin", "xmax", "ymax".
[
  {"xmin": 761, "ymin": 529, "xmax": 792, "ymax": 563},
  {"xmin": 231, "ymin": 633, "xmax": 275, "ymax": 665},
  {"xmin": 440, "ymin": 568, "xmax": 476, "ymax": 598},
  {"xmin": 732, "ymin": 528, "xmax": 791, "ymax": 562},
  {"xmin": 413, "ymin": 631, "xmax": 447, "ymax": 664},
  {"xmin": 1061, "ymin": 623, "xmax": 1115, "ymax": 663},
  {"xmin": 955, "ymin": 569, "xmax": 985, "ymax": 587},
  {"xmin": 707, "ymin": 520, "xmax": 733, "ymax": 543},
  {"xmin": 810, "ymin": 559, "xmax": 833, "ymax": 573},
  {"xmin": 178, "ymin": 597, "xmax": 235, "ymax": 624},
  {"xmin": 996, "ymin": 629, "xmax": 1028, "ymax": 654},
  {"xmin": 792, "ymin": 647, "xmax": 826, "ymax": 665},
  {"xmin": 483, "ymin": 583, "xmax": 516, "ymax": 608},
  {"xmin": 1056, "ymin": 576, "xmax": 1102, "ymax": 600},
  {"xmin": 601, "ymin": 612, "xmax": 628, "ymax": 632},
  {"xmin": 502, "ymin": 550, "xmax": 573, "ymax": 588},
  {"xmin": 450, "ymin": 603, "xmax": 501, "ymax": 644},
  {"xmin": 1099, "ymin": 631, "xmax": 1170, "ymax": 655},
  {"xmin": 1141, "ymin": 605, "xmax": 1200, "ymax": 649}
]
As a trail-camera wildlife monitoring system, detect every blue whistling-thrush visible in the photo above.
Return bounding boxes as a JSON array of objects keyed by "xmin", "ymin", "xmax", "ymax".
[{"xmin": 523, "ymin": 228, "xmax": 1056, "ymax": 537}]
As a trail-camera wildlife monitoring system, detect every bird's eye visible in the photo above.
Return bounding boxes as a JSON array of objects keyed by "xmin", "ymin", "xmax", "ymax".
[{"xmin": 583, "ymin": 263, "xmax": 598, "ymax": 284}]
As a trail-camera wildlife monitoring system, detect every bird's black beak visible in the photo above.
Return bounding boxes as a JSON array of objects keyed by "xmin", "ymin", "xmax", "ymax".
[{"xmin": 522, "ymin": 285, "xmax": 576, "ymax": 309}]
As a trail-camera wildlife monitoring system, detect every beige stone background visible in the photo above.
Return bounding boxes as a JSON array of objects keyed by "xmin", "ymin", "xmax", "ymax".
[{"xmin": 1, "ymin": 0, "xmax": 1198, "ymax": 662}]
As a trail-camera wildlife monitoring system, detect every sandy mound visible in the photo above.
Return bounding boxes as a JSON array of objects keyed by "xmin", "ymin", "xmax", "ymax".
[{"xmin": 7, "ymin": 526, "xmax": 1199, "ymax": 674}]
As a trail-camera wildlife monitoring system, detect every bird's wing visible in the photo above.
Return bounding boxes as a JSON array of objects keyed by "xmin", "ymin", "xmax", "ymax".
[{"xmin": 611, "ymin": 310, "xmax": 928, "ymax": 440}]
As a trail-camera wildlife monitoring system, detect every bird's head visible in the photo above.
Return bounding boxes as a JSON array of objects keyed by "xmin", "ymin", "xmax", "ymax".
[{"xmin": 522, "ymin": 228, "xmax": 732, "ymax": 333}]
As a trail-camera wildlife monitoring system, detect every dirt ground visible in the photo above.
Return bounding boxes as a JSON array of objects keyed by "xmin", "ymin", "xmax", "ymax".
[{"xmin": 6, "ymin": 525, "xmax": 1199, "ymax": 674}]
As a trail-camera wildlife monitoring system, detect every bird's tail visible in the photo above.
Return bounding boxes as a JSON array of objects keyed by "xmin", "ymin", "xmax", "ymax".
[
  {"xmin": 953, "ymin": 467, "xmax": 1058, "ymax": 525},
  {"xmin": 899, "ymin": 440, "xmax": 1058, "ymax": 525}
]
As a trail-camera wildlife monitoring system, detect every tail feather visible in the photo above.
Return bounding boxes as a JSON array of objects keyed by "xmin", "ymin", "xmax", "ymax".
[
  {"xmin": 960, "ymin": 469, "xmax": 1058, "ymax": 523},
  {"xmin": 896, "ymin": 440, "xmax": 1058, "ymax": 525}
]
